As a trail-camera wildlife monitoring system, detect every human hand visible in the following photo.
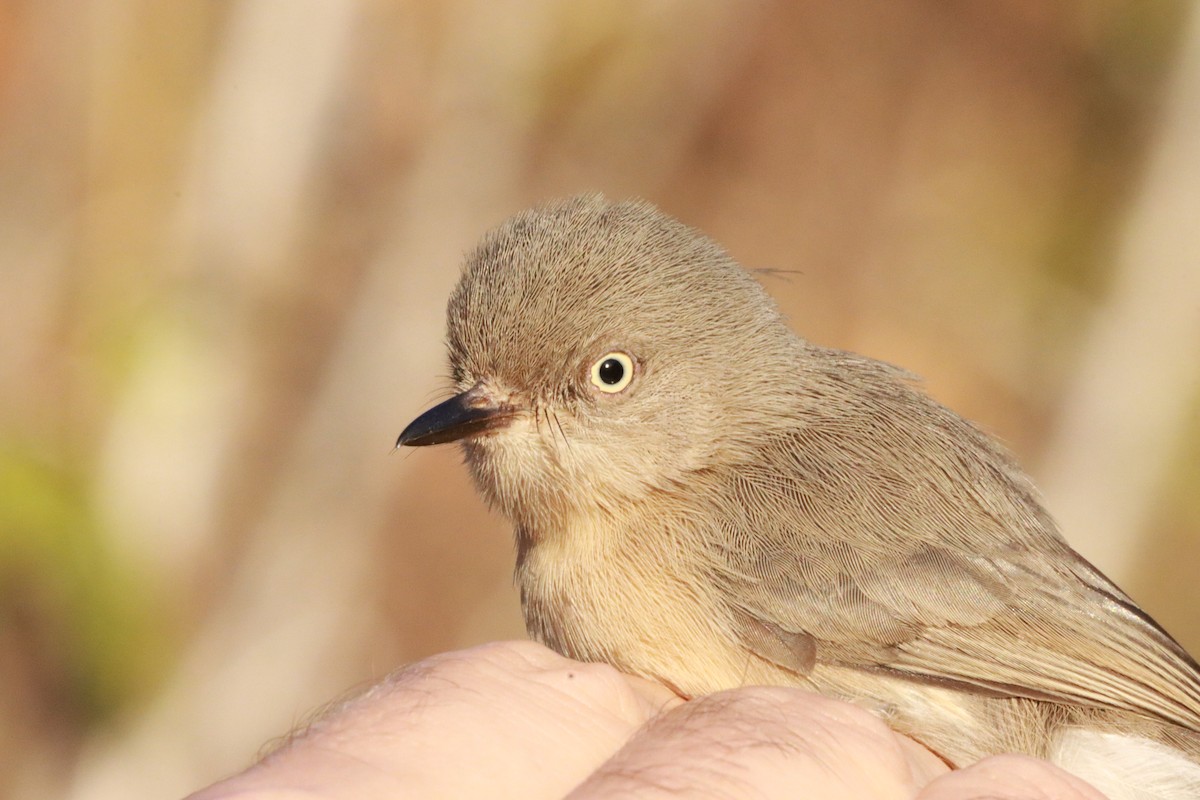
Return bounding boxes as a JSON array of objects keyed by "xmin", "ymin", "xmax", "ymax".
[{"xmin": 187, "ymin": 641, "xmax": 1105, "ymax": 799}]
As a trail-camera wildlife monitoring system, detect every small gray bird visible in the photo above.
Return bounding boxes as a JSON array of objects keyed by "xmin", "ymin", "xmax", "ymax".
[{"xmin": 397, "ymin": 195, "xmax": 1200, "ymax": 799}]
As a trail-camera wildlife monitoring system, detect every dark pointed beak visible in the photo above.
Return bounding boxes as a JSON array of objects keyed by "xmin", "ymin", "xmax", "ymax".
[{"xmin": 396, "ymin": 385, "xmax": 517, "ymax": 447}]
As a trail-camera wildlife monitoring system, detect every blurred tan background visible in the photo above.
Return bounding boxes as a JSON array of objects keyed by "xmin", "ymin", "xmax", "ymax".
[{"xmin": 1, "ymin": 2, "xmax": 1199, "ymax": 797}]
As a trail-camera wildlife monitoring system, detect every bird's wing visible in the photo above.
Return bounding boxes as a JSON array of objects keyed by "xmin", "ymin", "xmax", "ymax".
[{"xmin": 708, "ymin": 429, "xmax": 1200, "ymax": 731}]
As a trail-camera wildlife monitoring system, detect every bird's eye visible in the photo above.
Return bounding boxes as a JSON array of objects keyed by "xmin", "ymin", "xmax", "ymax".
[{"xmin": 589, "ymin": 352, "xmax": 635, "ymax": 394}]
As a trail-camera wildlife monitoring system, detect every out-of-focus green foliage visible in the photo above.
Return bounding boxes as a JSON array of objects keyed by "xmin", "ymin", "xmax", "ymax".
[{"xmin": 0, "ymin": 446, "xmax": 172, "ymax": 723}]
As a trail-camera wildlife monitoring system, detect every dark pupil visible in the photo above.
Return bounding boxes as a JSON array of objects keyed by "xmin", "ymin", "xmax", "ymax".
[{"xmin": 598, "ymin": 358, "xmax": 625, "ymax": 385}]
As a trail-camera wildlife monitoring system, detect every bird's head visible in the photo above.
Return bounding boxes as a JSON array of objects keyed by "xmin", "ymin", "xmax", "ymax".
[{"xmin": 398, "ymin": 195, "xmax": 798, "ymax": 531}]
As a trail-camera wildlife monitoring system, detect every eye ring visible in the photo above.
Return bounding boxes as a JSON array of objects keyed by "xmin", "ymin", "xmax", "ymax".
[{"xmin": 589, "ymin": 352, "xmax": 635, "ymax": 394}]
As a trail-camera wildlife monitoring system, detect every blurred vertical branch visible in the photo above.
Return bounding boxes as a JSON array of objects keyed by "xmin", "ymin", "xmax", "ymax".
[{"xmin": 1038, "ymin": 3, "xmax": 1200, "ymax": 636}]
